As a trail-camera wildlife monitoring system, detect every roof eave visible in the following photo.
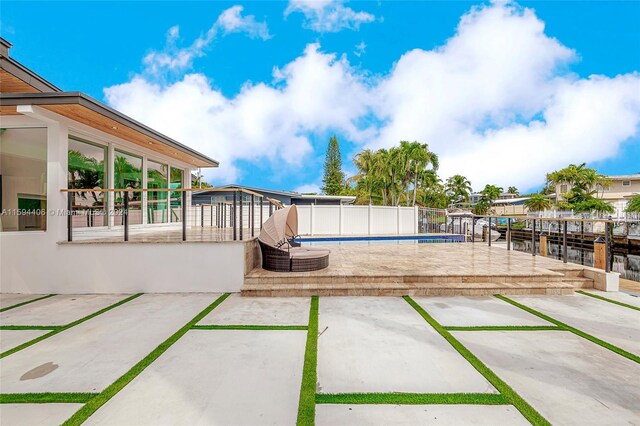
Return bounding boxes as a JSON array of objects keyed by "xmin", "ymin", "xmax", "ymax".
[{"xmin": 0, "ymin": 55, "xmax": 62, "ymax": 92}]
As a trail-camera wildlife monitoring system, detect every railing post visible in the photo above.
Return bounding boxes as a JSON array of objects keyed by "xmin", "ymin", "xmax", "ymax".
[
  {"xmin": 67, "ymin": 193, "xmax": 73, "ymax": 242},
  {"xmin": 124, "ymin": 192, "xmax": 129, "ymax": 242},
  {"xmin": 532, "ymin": 219, "xmax": 536, "ymax": 256},
  {"xmin": 233, "ymin": 192, "xmax": 237, "ymax": 241},
  {"xmin": 269, "ymin": 202, "xmax": 273, "ymax": 217},
  {"xmin": 563, "ymin": 220, "xmax": 568, "ymax": 263},
  {"xmin": 239, "ymin": 193, "xmax": 244, "ymax": 240},
  {"xmin": 471, "ymin": 218, "xmax": 475, "ymax": 243},
  {"xmin": 251, "ymin": 194, "xmax": 255, "ymax": 237},
  {"xmin": 605, "ymin": 221, "xmax": 611, "ymax": 273},
  {"xmin": 507, "ymin": 218, "xmax": 511, "ymax": 250},
  {"xmin": 182, "ymin": 190, "xmax": 187, "ymax": 241},
  {"xmin": 260, "ymin": 198, "xmax": 263, "ymax": 230},
  {"xmin": 210, "ymin": 204, "xmax": 214, "ymax": 227},
  {"xmin": 488, "ymin": 217, "xmax": 492, "ymax": 247},
  {"xmin": 200, "ymin": 204, "xmax": 204, "ymax": 227}
]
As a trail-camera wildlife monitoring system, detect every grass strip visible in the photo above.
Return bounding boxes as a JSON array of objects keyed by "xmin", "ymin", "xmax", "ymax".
[
  {"xmin": 316, "ymin": 392, "xmax": 508, "ymax": 405},
  {"xmin": 444, "ymin": 326, "xmax": 562, "ymax": 331},
  {"xmin": 0, "ymin": 294, "xmax": 56, "ymax": 313},
  {"xmin": 0, "ymin": 393, "xmax": 97, "ymax": 404},
  {"xmin": 0, "ymin": 325, "xmax": 62, "ymax": 330},
  {"xmin": 404, "ymin": 296, "xmax": 550, "ymax": 426},
  {"xmin": 576, "ymin": 290, "xmax": 640, "ymax": 312},
  {"xmin": 296, "ymin": 296, "xmax": 318, "ymax": 426},
  {"xmin": 0, "ymin": 293, "xmax": 143, "ymax": 359},
  {"xmin": 191, "ymin": 324, "xmax": 308, "ymax": 330},
  {"xmin": 63, "ymin": 293, "xmax": 231, "ymax": 426},
  {"xmin": 495, "ymin": 295, "xmax": 640, "ymax": 364}
]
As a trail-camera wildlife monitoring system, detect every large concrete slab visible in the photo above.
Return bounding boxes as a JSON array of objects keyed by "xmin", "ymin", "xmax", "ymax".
[
  {"xmin": 583, "ymin": 290, "xmax": 640, "ymax": 309},
  {"xmin": 86, "ymin": 329, "xmax": 306, "ymax": 425},
  {"xmin": 0, "ymin": 403, "xmax": 82, "ymax": 426},
  {"xmin": 0, "ymin": 294, "xmax": 128, "ymax": 326},
  {"xmin": 198, "ymin": 294, "xmax": 310, "ymax": 325},
  {"xmin": 0, "ymin": 294, "xmax": 217, "ymax": 393},
  {"xmin": 455, "ymin": 330, "xmax": 640, "ymax": 425},
  {"xmin": 414, "ymin": 296, "xmax": 552, "ymax": 327},
  {"xmin": 508, "ymin": 294, "xmax": 640, "ymax": 355},
  {"xmin": 0, "ymin": 329, "xmax": 49, "ymax": 353},
  {"xmin": 316, "ymin": 404, "xmax": 529, "ymax": 425},
  {"xmin": 317, "ymin": 297, "xmax": 496, "ymax": 393},
  {"xmin": 0, "ymin": 294, "xmax": 47, "ymax": 309}
]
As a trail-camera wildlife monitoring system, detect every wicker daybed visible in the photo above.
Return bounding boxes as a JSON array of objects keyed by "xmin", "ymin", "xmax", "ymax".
[{"xmin": 258, "ymin": 205, "xmax": 330, "ymax": 272}]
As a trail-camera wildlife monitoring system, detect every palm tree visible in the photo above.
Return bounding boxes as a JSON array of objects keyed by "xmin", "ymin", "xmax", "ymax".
[
  {"xmin": 480, "ymin": 184, "xmax": 503, "ymax": 208},
  {"xmin": 524, "ymin": 193, "xmax": 552, "ymax": 212},
  {"xmin": 626, "ymin": 194, "xmax": 640, "ymax": 213},
  {"xmin": 507, "ymin": 186, "xmax": 519, "ymax": 195},
  {"xmin": 445, "ymin": 175, "xmax": 472, "ymax": 206},
  {"xmin": 348, "ymin": 141, "xmax": 439, "ymax": 206},
  {"xmin": 573, "ymin": 198, "xmax": 614, "ymax": 215}
]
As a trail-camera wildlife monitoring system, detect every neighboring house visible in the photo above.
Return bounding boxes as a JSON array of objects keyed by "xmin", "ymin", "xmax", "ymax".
[
  {"xmin": 0, "ymin": 38, "xmax": 227, "ymax": 293},
  {"xmin": 491, "ymin": 197, "xmax": 531, "ymax": 216},
  {"xmin": 193, "ymin": 184, "xmax": 356, "ymax": 206},
  {"xmin": 554, "ymin": 174, "xmax": 640, "ymax": 217},
  {"xmin": 193, "ymin": 185, "xmax": 297, "ymax": 206},
  {"xmin": 469, "ymin": 192, "xmax": 519, "ymax": 205}
]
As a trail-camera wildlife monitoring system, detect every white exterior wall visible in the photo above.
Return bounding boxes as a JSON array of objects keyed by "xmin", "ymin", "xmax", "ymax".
[
  {"xmin": 0, "ymin": 108, "xmax": 241, "ymax": 294},
  {"xmin": 295, "ymin": 205, "xmax": 419, "ymax": 236}
]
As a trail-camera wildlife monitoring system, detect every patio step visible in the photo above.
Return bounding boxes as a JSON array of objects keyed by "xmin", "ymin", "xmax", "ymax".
[
  {"xmin": 243, "ymin": 274, "xmax": 565, "ymax": 286},
  {"xmin": 241, "ymin": 281, "xmax": 574, "ymax": 297},
  {"xmin": 561, "ymin": 277, "xmax": 594, "ymax": 289}
]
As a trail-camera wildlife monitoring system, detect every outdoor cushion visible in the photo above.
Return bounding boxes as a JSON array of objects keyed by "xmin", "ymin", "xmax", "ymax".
[{"xmin": 290, "ymin": 249, "xmax": 331, "ymax": 259}]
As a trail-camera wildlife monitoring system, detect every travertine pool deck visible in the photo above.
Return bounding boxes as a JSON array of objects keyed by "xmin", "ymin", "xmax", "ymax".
[
  {"xmin": 244, "ymin": 243, "xmax": 594, "ymax": 296},
  {"xmin": 0, "ymin": 292, "xmax": 638, "ymax": 425}
]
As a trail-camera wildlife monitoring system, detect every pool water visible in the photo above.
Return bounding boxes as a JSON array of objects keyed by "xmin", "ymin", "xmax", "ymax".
[{"xmin": 295, "ymin": 235, "xmax": 465, "ymax": 246}]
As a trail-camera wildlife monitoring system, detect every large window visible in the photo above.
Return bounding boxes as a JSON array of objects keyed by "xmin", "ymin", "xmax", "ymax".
[
  {"xmin": 170, "ymin": 167, "xmax": 183, "ymax": 223},
  {"xmin": 148, "ymin": 160, "xmax": 168, "ymax": 223},
  {"xmin": 115, "ymin": 150, "xmax": 143, "ymax": 225},
  {"xmin": 68, "ymin": 138, "xmax": 107, "ymax": 228},
  {"xmin": 0, "ymin": 127, "xmax": 48, "ymax": 232}
]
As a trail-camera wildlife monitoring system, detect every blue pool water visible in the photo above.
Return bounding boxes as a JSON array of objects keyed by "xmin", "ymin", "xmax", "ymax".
[{"xmin": 295, "ymin": 235, "xmax": 465, "ymax": 245}]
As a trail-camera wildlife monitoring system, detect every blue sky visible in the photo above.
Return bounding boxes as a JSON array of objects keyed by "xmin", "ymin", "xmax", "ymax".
[{"xmin": 2, "ymin": 0, "xmax": 639, "ymax": 193}]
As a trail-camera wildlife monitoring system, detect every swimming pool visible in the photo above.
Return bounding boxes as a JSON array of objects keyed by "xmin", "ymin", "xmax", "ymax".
[{"xmin": 294, "ymin": 235, "xmax": 466, "ymax": 245}]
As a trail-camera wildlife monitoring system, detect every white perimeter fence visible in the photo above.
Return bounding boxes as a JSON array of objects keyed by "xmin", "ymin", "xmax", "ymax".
[{"xmin": 189, "ymin": 204, "xmax": 448, "ymax": 236}]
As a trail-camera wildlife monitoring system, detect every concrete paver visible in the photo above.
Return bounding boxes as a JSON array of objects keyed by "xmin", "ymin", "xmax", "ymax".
[
  {"xmin": 583, "ymin": 290, "xmax": 640, "ymax": 309},
  {"xmin": 0, "ymin": 329, "xmax": 49, "ymax": 353},
  {"xmin": 0, "ymin": 294, "xmax": 128, "ymax": 326},
  {"xmin": 0, "ymin": 403, "xmax": 82, "ymax": 426},
  {"xmin": 414, "ymin": 296, "xmax": 551, "ymax": 327},
  {"xmin": 0, "ymin": 294, "xmax": 217, "ymax": 393},
  {"xmin": 0, "ymin": 294, "xmax": 46, "ymax": 309},
  {"xmin": 508, "ymin": 294, "xmax": 640, "ymax": 355},
  {"xmin": 85, "ymin": 329, "xmax": 306, "ymax": 426},
  {"xmin": 316, "ymin": 404, "xmax": 530, "ymax": 425},
  {"xmin": 454, "ymin": 330, "xmax": 640, "ymax": 425},
  {"xmin": 317, "ymin": 297, "xmax": 496, "ymax": 393},
  {"xmin": 198, "ymin": 294, "xmax": 310, "ymax": 325}
]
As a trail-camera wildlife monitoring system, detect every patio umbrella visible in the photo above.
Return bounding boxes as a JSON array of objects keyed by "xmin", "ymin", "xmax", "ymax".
[{"xmin": 258, "ymin": 205, "xmax": 298, "ymax": 247}]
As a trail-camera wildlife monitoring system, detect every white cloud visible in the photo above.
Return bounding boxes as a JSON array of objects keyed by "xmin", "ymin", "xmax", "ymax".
[
  {"xmin": 366, "ymin": 2, "xmax": 640, "ymax": 191},
  {"xmin": 106, "ymin": 1, "xmax": 640, "ymax": 192},
  {"xmin": 105, "ymin": 44, "xmax": 371, "ymax": 183},
  {"xmin": 285, "ymin": 0, "xmax": 375, "ymax": 32},
  {"xmin": 143, "ymin": 5, "xmax": 270, "ymax": 74},
  {"xmin": 215, "ymin": 5, "xmax": 271, "ymax": 39},
  {"xmin": 354, "ymin": 41, "xmax": 366, "ymax": 57}
]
